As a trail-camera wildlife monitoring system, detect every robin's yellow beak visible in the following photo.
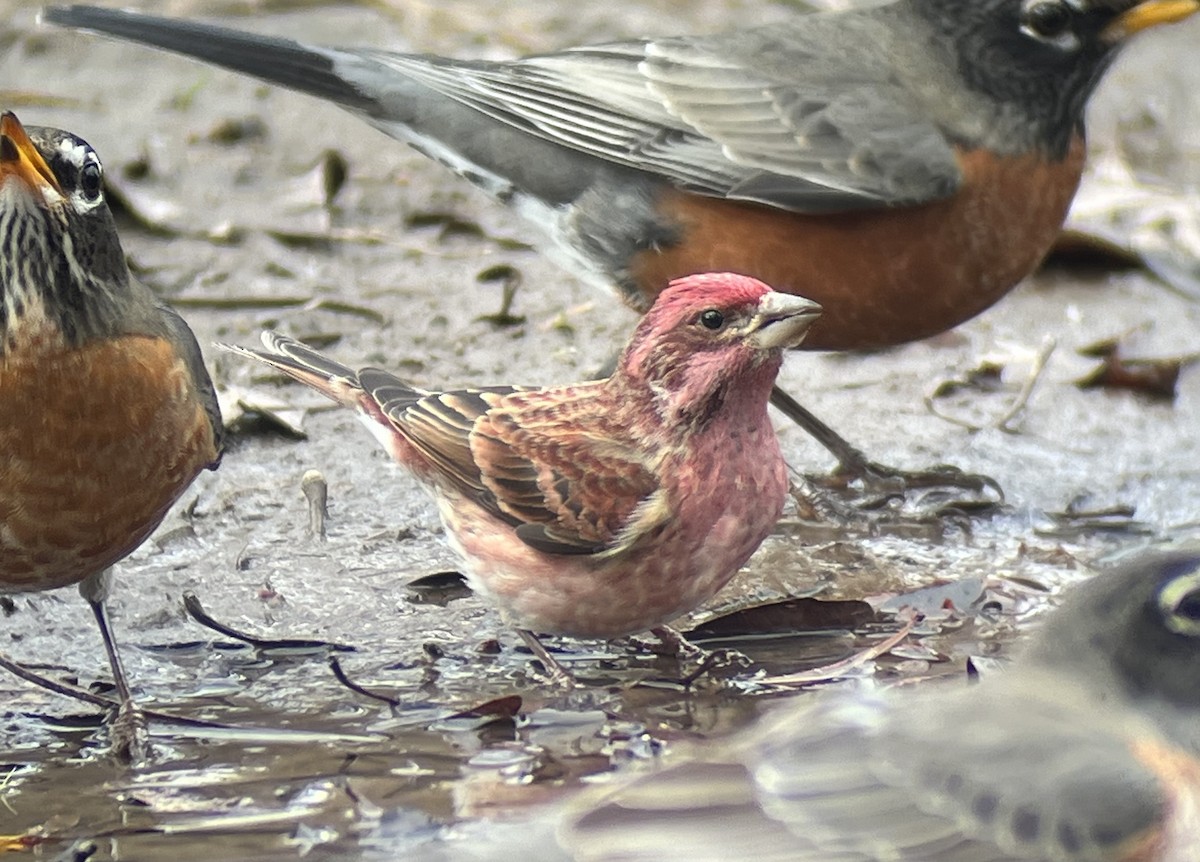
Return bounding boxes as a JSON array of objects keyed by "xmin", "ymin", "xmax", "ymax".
[
  {"xmin": 0, "ymin": 111, "xmax": 62, "ymax": 199},
  {"xmin": 1103, "ymin": 0, "xmax": 1200, "ymax": 41}
]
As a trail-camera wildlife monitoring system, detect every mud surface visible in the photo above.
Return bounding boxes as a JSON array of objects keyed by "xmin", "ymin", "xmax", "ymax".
[{"xmin": 0, "ymin": 1, "xmax": 1198, "ymax": 859}]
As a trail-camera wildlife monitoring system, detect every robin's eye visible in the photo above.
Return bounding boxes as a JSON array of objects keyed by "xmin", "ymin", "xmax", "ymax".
[
  {"xmin": 1158, "ymin": 567, "xmax": 1200, "ymax": 636},
  {"xmin": 79, "ymin": 160, "xmax": 103, "ymax": 202},
  {"xmin": 698, "ymin": 309, "xmax": 726, "ymax": 331},
  {"xmin": 1022, "ymin": 1, "xmax": 1074, "ymax": 41}
]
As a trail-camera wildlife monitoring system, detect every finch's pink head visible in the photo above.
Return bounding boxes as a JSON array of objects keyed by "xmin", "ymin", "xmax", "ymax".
[{"xmin": 619, "ymin": 273, "xmax": 821, "ymax": 422}]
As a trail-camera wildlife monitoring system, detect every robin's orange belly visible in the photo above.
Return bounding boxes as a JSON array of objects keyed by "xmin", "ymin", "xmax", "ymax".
[
  {"xmin": 0, "ymin": 333, "xmax": 218, "ymax": 593},
  {"xmin": 631, "ymin": 139, "xmax": 1087, "ymax": 351}
]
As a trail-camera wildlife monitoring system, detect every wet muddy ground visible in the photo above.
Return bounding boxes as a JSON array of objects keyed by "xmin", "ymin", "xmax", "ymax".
[{"xmin": 0, "ymin": 1, "xmax": 1198, "ymax": 859}]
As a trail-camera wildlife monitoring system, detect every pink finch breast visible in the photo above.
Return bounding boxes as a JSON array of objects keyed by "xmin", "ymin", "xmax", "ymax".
[{"xmin": 227, "ymin": 273, "xmax": 820, "ymax": 678}]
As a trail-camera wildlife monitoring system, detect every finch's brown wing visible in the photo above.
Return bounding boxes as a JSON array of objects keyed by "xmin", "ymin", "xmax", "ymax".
[
  {"xmin": 362, "ymin": 377, "xmax": 511, "ymax": 501},
  {"xmin": 367, "ymin": 377, "xmax": 662, "ymax": 556},
  {"xmin": 473, "ymin": 395, "xmax": 666, "ymax": 556}
]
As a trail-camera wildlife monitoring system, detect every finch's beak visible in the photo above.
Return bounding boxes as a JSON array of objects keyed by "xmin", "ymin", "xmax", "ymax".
[
  {"xmin": 1102, "ymin": 0, "xmax": 1199, "ymax": 41},
  {"xmin": 0, "ymin": 112, "xmax": 62, "ymax": 200},
  {"xmin": 749, "ymin": 291, "xmax": 822, "ymax": 350}
]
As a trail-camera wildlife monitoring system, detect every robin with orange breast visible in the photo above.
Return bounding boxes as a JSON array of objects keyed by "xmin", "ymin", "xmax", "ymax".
[
  {"xmin": 0, "ymin": 112, "xmax": 224, "ymax": 760},
  {"xmin": 42, "ymin": 0, "xmax": 1200, "ymax": 498}
]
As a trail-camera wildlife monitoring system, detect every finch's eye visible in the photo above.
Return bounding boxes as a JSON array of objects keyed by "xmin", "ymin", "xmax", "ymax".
[
  {"xmin": 79, "ymin": 160, "xmax": 103, "ymax": 202},
  {"xmin": 698, "ymin": 309, "xmax": 726, "ymax": 331}
]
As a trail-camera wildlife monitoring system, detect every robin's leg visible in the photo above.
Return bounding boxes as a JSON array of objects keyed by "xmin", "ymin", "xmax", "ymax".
[
  {"xmin": 769, "ymin": 386, "xmax": 1003, "ymax": 508},
  {"xmin": 79, "ymin": 568, "xmax": 149, "ymax": 763}
]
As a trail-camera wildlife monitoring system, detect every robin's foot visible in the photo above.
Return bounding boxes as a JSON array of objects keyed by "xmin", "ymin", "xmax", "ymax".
[
  {"xmin": 81, "ymin": 585, "xmax": 152, "ymax": 762},
  {"xmin": 821, "ymin": 453, "xmax": 1004, "ymax": 505},
  {"xmin": 109, "ymin": 698, "xmax": 150, "ymax": 763},
  {"xmin": 770, "ymin": 386, "xmax": 1003, "ymax": 515}
]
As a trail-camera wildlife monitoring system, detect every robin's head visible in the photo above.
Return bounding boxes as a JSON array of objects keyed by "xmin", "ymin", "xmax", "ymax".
[
  {"xmin": 915, "ymin": 0, "xmax": 1198, "ymax": 152},
  {"xmin": 0, "ymin": 111, "xmax": 132, "ymax": 351},
  {"xmin": 619, "ymin": 273, "xmax": 821, "ymax": 425},
  {"xmin": 1021, "ymin": 547, "xmax": 1200, "ymax": 718}
]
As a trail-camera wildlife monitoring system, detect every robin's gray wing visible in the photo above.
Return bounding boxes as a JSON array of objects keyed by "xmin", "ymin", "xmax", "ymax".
[
  {"xmin": 356, "ymin": 34, "xmax": 960, "ymax": 212},
  {"xmin": 358, "ymin": 373, "xmax": 665, "ymax": 556},
  {"xmin": 43, "ymin": 6, "xmax": 961, "ymax": 213},
  {"xmin": 155, "ymin": 301, "xmax": 224, "ymax": 464},
  {"xmin": 561, "ymin": 681, "xmax": 1174, "ymax": 862}
]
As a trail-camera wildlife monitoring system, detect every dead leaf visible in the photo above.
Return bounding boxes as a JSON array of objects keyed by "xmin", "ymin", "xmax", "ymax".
[
  {"xmin": 405, "ymin": 571, "xmax": 472, "ymax": 606},
  {"xmin": 1076, "ymin": 347, "xmax": 1189, "ymax": 400},
  {"xmin": 687, "ymin": 597, "xmax": 875, "ymax": 639}
]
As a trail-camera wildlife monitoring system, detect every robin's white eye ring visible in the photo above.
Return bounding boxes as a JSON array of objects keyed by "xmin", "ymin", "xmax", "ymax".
[
  {"xmin": 1024, "ymin": 0, "xmax": 1072, "ymax": 38},
  {"xmin": 1158, "ymin": 566, "xmax": 1200, "ymax": 636},
  {"xmin": 1019, "ymin": 0, "xmax": 1080, "ymax": 50},
  {"xmin": 79, "ymin": 160, "xmax": 103, "ymax": 202}
]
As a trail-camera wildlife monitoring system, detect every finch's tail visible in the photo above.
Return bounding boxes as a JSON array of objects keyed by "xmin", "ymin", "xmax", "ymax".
[{"xmin": 221, "ymin": 332, "xmax": 364, "ymax": 407}]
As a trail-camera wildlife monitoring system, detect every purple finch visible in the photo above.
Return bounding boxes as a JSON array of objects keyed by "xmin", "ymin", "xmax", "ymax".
[{"xmin": 227, "ymin": 273, "xmax": 819, "ymax": 679}]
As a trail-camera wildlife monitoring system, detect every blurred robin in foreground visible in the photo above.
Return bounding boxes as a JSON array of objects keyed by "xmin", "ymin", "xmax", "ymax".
[
  {"xmin": 462, "ymin": 546, "xmax": 1200, "ymax": 860},
  {"xmin": 0, "ymin": 112, "xmax": 223, "ymax": 760},
  {"xmin": 227, "ymin": 274, "xmax": 821, "ymax": 683},
  {"xmin": 42, "ymin": 0, "xmax": 1200, "ymax": 499}
]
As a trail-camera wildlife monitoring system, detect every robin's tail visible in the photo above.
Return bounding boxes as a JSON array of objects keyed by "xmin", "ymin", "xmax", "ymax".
[
  {"xmin": 222, "ymin": 332, "xmax": 365, "ymax": 407},
  {"xmin": 41, "ymin": 5, "xmax": 601, "ymax": 211},
  {"xmin": 41, "ymin": 6, "xmax": 380, "ymax": 114}
]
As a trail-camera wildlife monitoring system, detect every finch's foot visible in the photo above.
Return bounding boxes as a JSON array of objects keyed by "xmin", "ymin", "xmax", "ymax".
[
  {"xmin": 518, "ymin": 630, "xmax": 578, "ymax": 688},
  {"xmin": 645, "ymin": 626, "xmax": 753, "ymax": 684},
  {"xmin": 645, "ymin": 625, "xmax": 704, "ymax": 661}
]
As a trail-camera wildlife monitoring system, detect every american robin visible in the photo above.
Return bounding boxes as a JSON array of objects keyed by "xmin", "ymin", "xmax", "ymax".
[
  {"xmin": 0, "ymin": 112, "xmax": 224, "ymax": 759},
  {"xmin": 226, "ymin": 274, "xmax": 821, "ymax": 683},
  {"xmin": 548, "ymin": 546, "xmax": 1200, "ymax": 861},
  {"xmin": 41, "ymin": 0, "xmax": 1199, "ymax": 496}
]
